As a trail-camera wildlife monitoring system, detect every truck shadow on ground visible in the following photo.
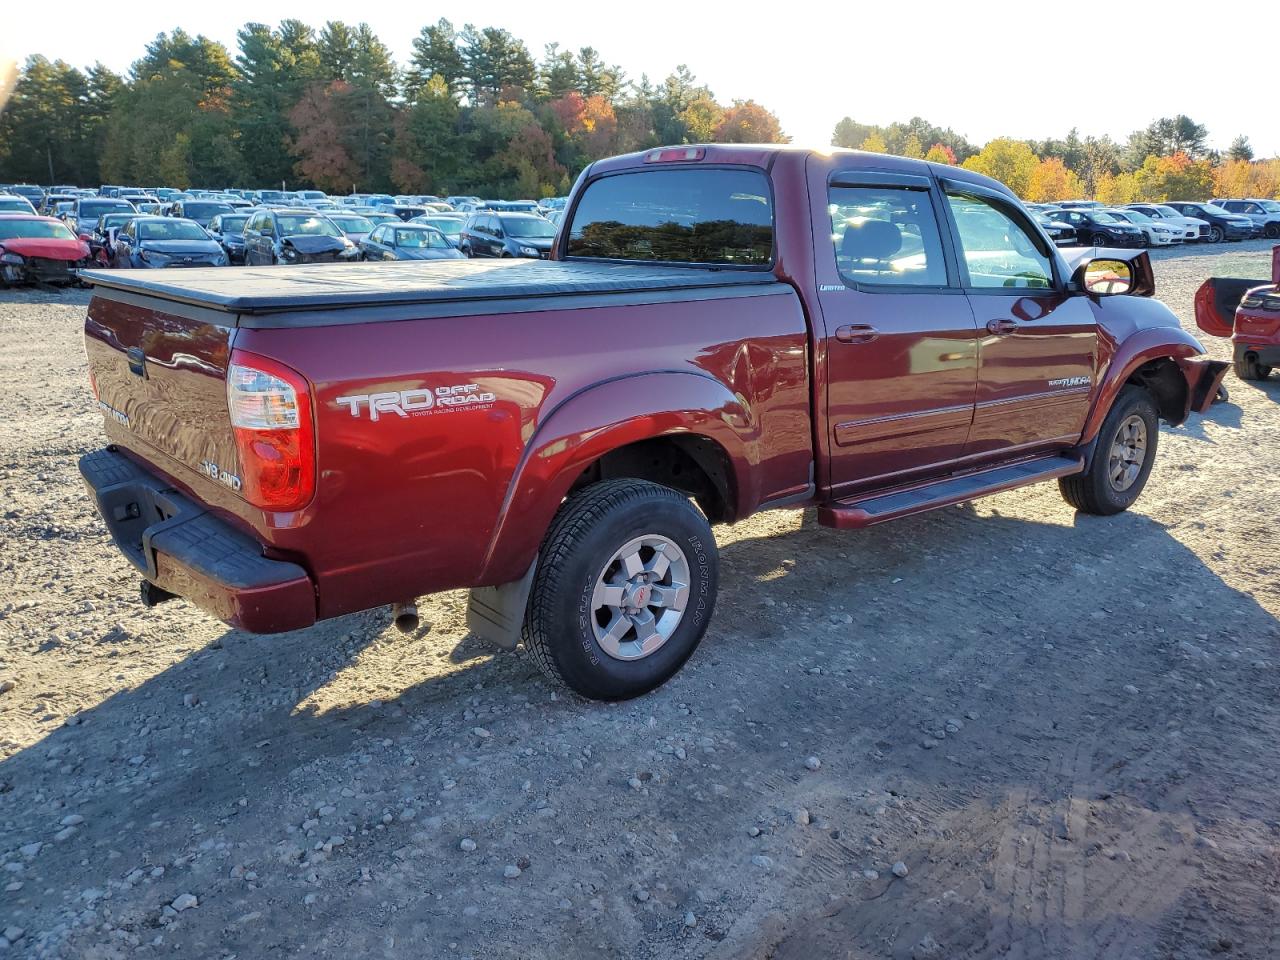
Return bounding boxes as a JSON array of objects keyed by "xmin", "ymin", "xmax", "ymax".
[{"xmin": 3, "ymin": 499, "xmax": 1278, "ymax": 959}]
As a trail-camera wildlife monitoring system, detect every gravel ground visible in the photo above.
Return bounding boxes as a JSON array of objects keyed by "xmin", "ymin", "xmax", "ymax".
[{"xmin": 1, "ymin": 242, "xmax": 1278, "ymax": 959}]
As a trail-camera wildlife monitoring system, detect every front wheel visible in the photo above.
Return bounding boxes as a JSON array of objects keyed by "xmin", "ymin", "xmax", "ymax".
[
  {"xmin": 1059, "ymin": 385, "xmax": 1158, "ymax": 516},
  {"xmin": 1090, "ymin": 232, "xmax": 1110, "ymax": 246},
  {"xmin": 523, "ymin": 479, "xmax": 718, "ymax": 701},
  {"xmin": 1208, "ymin": 226, "xmax": 1224, "ymax": 243}
]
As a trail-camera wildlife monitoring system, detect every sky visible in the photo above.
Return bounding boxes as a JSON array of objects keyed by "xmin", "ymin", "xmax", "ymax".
[{"xmin": 5, "ymin": 0, "xmax": 1277, "ymax": 157}]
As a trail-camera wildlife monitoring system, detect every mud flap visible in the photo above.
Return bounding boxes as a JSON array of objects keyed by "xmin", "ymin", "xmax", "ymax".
[
  {"xmin": 466, "ymin": 557, "xmax": 538, "ymax": 651},
  {"xmin": 1178, "ymin": 358, "xmax": 1231, "ymax": 416}
]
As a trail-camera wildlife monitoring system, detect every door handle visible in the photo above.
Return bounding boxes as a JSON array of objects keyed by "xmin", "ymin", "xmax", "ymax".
[
  {"xmin": 835, "ymin": 324, "xmax": 878, "ymax": 344},
  {"xmin": 986, "ymin": 318, "xmax": 1018, "ymax": 335}
]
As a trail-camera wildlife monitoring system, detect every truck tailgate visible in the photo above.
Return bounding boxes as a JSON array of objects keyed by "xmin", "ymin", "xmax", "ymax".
[{"xmin": 85, "ymin": 293, "xmax": 238, "ymax": 494}]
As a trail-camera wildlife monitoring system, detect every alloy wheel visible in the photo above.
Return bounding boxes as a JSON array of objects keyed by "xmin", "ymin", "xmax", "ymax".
[
  {"xmin": 1108, "ymin": 414, "xmax": 1148, "ymax": 492},
  {"xmin": 590, "ymin": 534, "xmax": 691, "ymax": 662}
]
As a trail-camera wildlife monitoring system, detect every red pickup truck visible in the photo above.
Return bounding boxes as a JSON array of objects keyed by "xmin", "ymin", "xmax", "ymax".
[{"xmin": 79, "ymin": 145, "xmax": 1227, "ymax": 700}]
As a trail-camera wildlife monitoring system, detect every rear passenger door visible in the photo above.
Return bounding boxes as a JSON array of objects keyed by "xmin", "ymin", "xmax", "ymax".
[
  {"xmin": 813, "ymin": 169, "xmax": 981, "ymax": 495},
  {"xmin": 940, "ymin": 182, "xmax": 1097, "ymax": 461}
]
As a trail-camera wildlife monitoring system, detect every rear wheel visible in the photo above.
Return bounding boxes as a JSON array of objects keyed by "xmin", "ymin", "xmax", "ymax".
[
  {"xmin": 523, "ymin": 479, "xmax": 718, "ymax": 701},
  {"xmin": 1090, "ymin": 232, "xmax": 1110, "ymax": 246},
  {"xmin": 1234, "ymin": 352, "xmax": 1273, "ymax": 381},
  {"xmin": 1059, "ymin": 385, "xmax": 1158, "ymax": 516}
]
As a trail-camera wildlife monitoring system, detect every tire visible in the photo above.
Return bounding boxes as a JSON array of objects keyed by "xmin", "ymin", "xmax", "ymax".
[
  {"xmin": 1090, "ymin": 232, "xmax": 1110, "ymax": 246},
  {"xmin": 1234, "ymin": 352, "xmax": 1272, "ymax": 381},
  {"xmin": 523, "ymin": 479, "xmax": 718, "ymax": 701},
  {"xmin": 1265, "ymin": 224, "xmax": 1280, "ymax": 239},
  {"xmin": 1208, "ymin": 226, "xmax": 1224, "ymax": 243},
  {"xmin": 1059, "ymin": 385, "xmax": 1159, "ymax": 516}
]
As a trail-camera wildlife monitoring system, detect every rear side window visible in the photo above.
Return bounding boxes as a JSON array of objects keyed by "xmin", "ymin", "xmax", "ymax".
[
  {"xmin": 566, "ymin": 168, "xmax": 773, "ymax": 266},
  {"xmin": 829, "ymin": 186, "xmax": 947, "ymax": 287}
]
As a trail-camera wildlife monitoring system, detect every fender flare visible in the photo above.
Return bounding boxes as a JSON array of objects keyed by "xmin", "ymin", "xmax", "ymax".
[
  {"xmin": 1081, "ymin": 326, "xmax": 1205, "ymax": 443},
  {"xmin": 477, "ymin": 371, "xmax": 759, "ymax": 585}
]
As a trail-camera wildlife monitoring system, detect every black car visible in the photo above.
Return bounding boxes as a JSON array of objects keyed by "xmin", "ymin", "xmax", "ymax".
[
  {"xmin": 206, "ymin": 212, "xmax": 251, "ymax": 265},
  {"xmin": 170, "ymin": 199, "xmax": 235, "ymax": 228},
  {"xmin": 1163, "ymin": 202, "xmax": 1255, "ymax": 242},
  {"xmin": 1042, "ymin": 209, "xmax": 1145, "ymax": 247},
  {"xmin": 358, "ymin": 223, "xmax": 466, "ymax": 262},
  {"xmin": 388, "ymin": 204, "xmax": 428, "ymax": 222},
  {"xmin": 1033, "ymin": 210, "xmax": 1077, "ymax": 246},
  {"xmin": 243, "ymin": 208, "xmax": 359, "ymax": 266},
  {"xmin": 460, "ymin": 212, "xmax": 558, "ymax": 259},
  {"xmin": 111, "ymin": 217, "xmax": 228, "ymax": 268}
]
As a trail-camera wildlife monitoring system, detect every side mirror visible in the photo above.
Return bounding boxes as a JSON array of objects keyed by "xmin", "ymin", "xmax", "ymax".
[
  {"xmin": 78, "ymin": 233, "xmax": 91, "ymax": 242},
  {"xmin": 1075, "ymin": 257, "xmax": 1136, "ymax": 295}
]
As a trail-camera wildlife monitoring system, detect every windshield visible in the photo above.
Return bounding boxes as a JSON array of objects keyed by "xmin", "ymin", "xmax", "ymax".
[
  {"xmin": 1199, "ymin": 204, "xmax": 1231, "ymax": 216},
  {"xmin": 0, "ymin": 198, "xmax": 33, "ymax": 211},
  {"xmin": 100, "ymin": 214, "xmax": 134, "ymax": 229},
  {"xmin": 0, "ymin": 219, "xmax": 77, "ymax": 240},
  {"xmin": 1114, "ymin": 210, "xmax": 1150, "ymax": 223},
  {"xmin": 1091, "ymin": 212, "xmax": 1119, "ymax": 224},
  {"xmin": 217, "ymin": 216, "xmax": 249, "ymax": 233},
  {"xmin": 1150, "ymin": 206, "xmax": 1181, "ymax": 218},
  {"xmin": 330, "ymin": 215, "xmax": 373, "ymax": 233},
  {"xmin": 277, "ymin": 215, "xmax": 340, "ymax": 237},
  {"xmin": 395, "ymin": 227, "xmax": 449, "ymax": 248},
  {"xmin": 185, "ymin": 202, "xmax": 232, "ymax": 219},
  {"xmin": 81, "ymin": 200, "xmax": 134, "ymax": 217},
  {"xmin": 1256, "ymin": 200, "xmax": 1280, "ymax": 213},
  {"xmin": 138, "ymin": 221, "xmax": 209, "ymax": 241},
  {"xmin": 501, "ymin": 216, "xmax": 558, "ymax": 239},
  {"xmin": 419, "ymin": 218, "xmax": 462, "ymax": 237}
]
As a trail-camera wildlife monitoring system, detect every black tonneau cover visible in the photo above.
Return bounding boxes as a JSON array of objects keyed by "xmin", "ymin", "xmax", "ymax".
[{"xmin": 80, "ymin": 259, "xmax": 782, "ymax": 328}]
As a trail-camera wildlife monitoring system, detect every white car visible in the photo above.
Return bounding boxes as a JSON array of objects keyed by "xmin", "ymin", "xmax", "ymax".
[
  {"xmin": 1124, "ymin": 204, "xmax": 1206, "ymax": 242},
  {"xmin": 1105, "ymin": 208, "xmax": 1183, "ymax": 246}
]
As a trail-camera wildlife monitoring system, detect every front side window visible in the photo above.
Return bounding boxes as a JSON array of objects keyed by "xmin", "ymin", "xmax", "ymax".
[
  {"xmin": 566, "ymin": 167, "xmax": 773, "ymax": 265},
  {"xmin": 828, "ymin": 185, "xmax": 947, "ymax": 287},
  {"xmin": 946, "ymin": 193, "xmax": 1054, "ymax": 290}
]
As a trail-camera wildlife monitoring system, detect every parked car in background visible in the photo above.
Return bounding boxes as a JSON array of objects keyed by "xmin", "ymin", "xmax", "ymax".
[
  {"xmin": 357, "ymin": 223, "xmax": 466, "ymax": 261},
  {"xmin": 206, "ymin": 213, "xmax": 251, "ymax": 265},
  {"xmin": 1103, "ymin": 208, "xmax": 1183, "ymax": 246},
  {"xmin": 0, "ymin": 195, "xmax": 37, "ymax": 214},
  {"xmin": 69, "ymin": 197, "xmax": 137, "ymax": 236},
  {"xmin": 482, "ymin": 200, "xmax": 541, "ymax": 214},
  {"xmin": 461, "ymin": 211, "xmax": 558, "ymax": 258},
  {"xmin": 326, "ymin": 213, "xmax": 377, "ymax": 246},
  {"xmin": 1041, "ymin": 208, "xmax": 1146, "ymax": 247},
  {"xmin": 1123, "ymin": 204, "xmax": 1207, "ymax": 242},
  {"xmin": 410, "ymin": 214, "xmax": 465, "ymax": 247},
  {"xmin": 297, "ymin": 190, "xmax": 328, "ymax": 205},
  {"xmin": 8, "ymin": 185, "xmax": 46, "ymax": 206},
  {"xmin": 388, "ymin": 204, "xmax": 428, "ymax": 222},
  {"xmin": 1056, "ymin": 200, "xmax": 1104, "ymax": 210},
  {"xmin": 111, "ymin": 217, "xmax": 228, "ymax": 269},
  {"xmin": 0, "ymin": 214, "xmax": 90, "ymax": 285},
  {"xmin": 1031, "ymin": 210, "xmax": 1076, "ymax": 245},
  {"xmin": 243, "ymin": 208, "xmax": 359, "ymax": 265},
  {"xmin": 446, "ymin": 195, "xmax": 482, "ymax": 208},
  {"xmin": 1163, "ymin": 202, "xmax": 1255, "ymax": 242},
  {"xmin": 1215, "ymin": 199, "xmax": 1280, "ymax": 238},
  {"xmin": 89, "ymin": 212, "xmax": 138, "ymax": 267},
  {"xmin": 170, "ymin": 199, "xmax": 235, "ymax": 228},
  {"xmin": 39, "ymin": 194, "xmax": 77, "ymax": 216}
]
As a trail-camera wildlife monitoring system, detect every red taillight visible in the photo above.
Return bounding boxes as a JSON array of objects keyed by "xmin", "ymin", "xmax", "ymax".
[
  {"xmin": 227, "ymin": 350, "xmax": 315, "ymax": 511},
  {"xmin": 644, "ymin": 147, "xmax": 705, "ymax": 163}
]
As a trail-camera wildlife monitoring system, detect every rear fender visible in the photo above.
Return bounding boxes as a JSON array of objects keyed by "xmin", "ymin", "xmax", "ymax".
[
  {"xmin": 477, "ymin": 372, "xmax": 757, "ymax": 585},
  {"xmin": 1081, "ymin": 327, "xmax": 1206, "ymax": 442}
]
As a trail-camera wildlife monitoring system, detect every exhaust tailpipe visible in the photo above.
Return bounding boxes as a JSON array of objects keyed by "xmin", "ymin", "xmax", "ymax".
[{"xmin": 392, "ymin": 601, "xmax": 419, "ymax": 634}]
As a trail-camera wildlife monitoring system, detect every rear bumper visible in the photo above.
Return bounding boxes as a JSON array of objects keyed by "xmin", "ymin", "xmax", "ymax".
[
  {"xmin": 79, "ymin": 447, "xmax": 316, "ymax": 633},
  {"xmin": 1235, "ymin": 342, "xmax": 1280, "ymax": 368}
]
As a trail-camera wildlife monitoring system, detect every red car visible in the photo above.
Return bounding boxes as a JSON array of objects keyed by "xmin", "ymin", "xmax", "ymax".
[
  {"xmin": 1195, "ymin": 246, "xmax": 1280, "ymax": 381},
  {"xmin": 0, "ymin": 213, "xmax": 91, "ymax": 286},
  {"xmin": 77, "ymin": 145, "xmax": 1227, "ymax": 700}
]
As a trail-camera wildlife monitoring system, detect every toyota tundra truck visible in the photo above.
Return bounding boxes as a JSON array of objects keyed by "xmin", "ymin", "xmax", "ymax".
[{"xmin": 78, "ymin": 145, "xmax": 1228, "ymax": 700}]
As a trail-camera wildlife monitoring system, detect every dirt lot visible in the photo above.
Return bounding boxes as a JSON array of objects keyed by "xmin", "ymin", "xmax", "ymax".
[{"xmin": 2, "ymin": 243, "xmax": 1279, "ymax": 960}]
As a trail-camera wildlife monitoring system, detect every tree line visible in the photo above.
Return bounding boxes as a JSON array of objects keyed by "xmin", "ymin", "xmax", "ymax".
[
  {"xmin": 0, "ymin": 21, "xmax": 787, "ymax": 198},
  {"xmin": 833, "ymin": 114, "xmax": 1279, "ymax": 202}
]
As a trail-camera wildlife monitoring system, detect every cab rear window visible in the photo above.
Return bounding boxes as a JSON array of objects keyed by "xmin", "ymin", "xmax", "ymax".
[{"xmin": 565, "ymin": 168, "xmax": 773, "ymax": 266}]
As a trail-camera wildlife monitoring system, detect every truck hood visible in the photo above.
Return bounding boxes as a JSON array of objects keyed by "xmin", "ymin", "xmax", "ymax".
[{"xmin": 0, "ymin": 237, "xmax": 89, "ymax": 260}]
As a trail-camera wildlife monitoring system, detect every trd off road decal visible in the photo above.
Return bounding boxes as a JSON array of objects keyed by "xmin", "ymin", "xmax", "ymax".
[{"xmin": 335, "ymin": 384, "xmax": 497, "ymax": 422}]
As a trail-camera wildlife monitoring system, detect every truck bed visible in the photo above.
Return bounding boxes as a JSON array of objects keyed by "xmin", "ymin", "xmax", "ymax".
[{"xmin": 80, "ymin": 260, "xmax": 783, "ymax": 328}]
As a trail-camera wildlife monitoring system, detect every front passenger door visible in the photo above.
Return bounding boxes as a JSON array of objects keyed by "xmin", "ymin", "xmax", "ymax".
[{"xmin": 942, "ymin": 184, "xmax": 1097, "ymax": 461}]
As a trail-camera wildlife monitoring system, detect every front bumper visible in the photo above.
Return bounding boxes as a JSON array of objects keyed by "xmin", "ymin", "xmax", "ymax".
[
  {"xmin": 2, "ymin": 256, "xmax": 83, "ymax": 284},
  {"xmin": 79, "ymin": 447, "xmax": 316, "ymax": 633}
]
